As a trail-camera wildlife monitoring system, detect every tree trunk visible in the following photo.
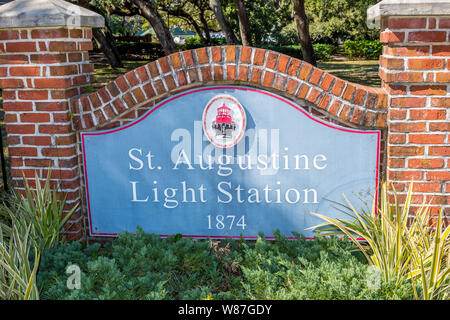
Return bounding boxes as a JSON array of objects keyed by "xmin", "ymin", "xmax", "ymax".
[
  {"xmin": 130, "ymin": 0, "xmax": 178, "ymax": 55},
  {"xmin": 198, "ymin": 8, "xmax": 212, "ymax": 44},
  {"xmin": 74, "ymin": 0, "xmax": 123, "ymax": 68},
  {"xmin": 233, "ymin": 0, "xmax": 252, "ymax": 46},
  {"xmin": 292, "ymin": 0, "xmax": 316, "ymax": 66},
  {"xmin": 209, "ymin": 0, "xmax": 238, "ymax": 45},
  {"xmin": 92, "ymin": 27, "xmax": 123, "ymax": 68}
]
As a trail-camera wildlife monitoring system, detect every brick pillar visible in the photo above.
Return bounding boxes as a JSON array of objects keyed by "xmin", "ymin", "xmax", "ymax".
[
  {"xmin": 368, "ymin": 0, "xmax": 449, "ymax": 219},
  {"xmin": 0, "ymin": 0, "xmax": 104, "ymax": 240}
]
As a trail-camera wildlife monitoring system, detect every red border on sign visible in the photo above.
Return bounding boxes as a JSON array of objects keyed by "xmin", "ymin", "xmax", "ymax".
[{"xmin": 81, "ymin": 86, "xmax": 381, "ymax": 240}]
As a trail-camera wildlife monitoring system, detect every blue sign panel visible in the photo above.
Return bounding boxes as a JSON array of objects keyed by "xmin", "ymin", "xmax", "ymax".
[{"xmin": 81, "ymin": 86, "xmax": 380, "ymax": 239}]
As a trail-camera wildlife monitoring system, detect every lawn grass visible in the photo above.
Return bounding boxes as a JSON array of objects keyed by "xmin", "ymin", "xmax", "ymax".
[
  {"xmin": 92, "ymin": 59, "xmax": 149, "ymax": 90},
  {"xmin": 91, "ymin": 57, "xmax": 381, "ymax": 90},
  {"xmin": 317, "ymin": 59, "xmax": 381, "ymax": 87}
]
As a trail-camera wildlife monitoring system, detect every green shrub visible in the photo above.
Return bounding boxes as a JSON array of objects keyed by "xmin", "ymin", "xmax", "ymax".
[
  {"xmin": 255, "ymin": 44, "xmax": 335, "ymax": 61},
  {"xmin": 179, "ymin": 37, "xmax": 226, "ymax": 51},
  {"xmin": 37, "ymin": 228, "xmax": 414, "ymax": 300},
  {"xmin": 312, "ymin": 43, "xmax": 336, "ymax": 61},
  {"xmin": 344, "ymin": 40, "xmax": 382, "ymax": 60},
  {"xmin": 116, "ymin": 42, "xmax": 165, "ymax": 60},
  {"xmin": 239, "ymin": 232, "xmax": 413, "ymax": 300}
]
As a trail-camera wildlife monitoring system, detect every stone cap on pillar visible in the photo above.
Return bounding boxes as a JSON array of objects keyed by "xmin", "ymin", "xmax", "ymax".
[
  {"xmin": 0, "ymin": 0, "xmax": 104, "ymax": 29},
  {"xmin": 367, "ymin": 0, "xmax": 450, "ymax": 28}
]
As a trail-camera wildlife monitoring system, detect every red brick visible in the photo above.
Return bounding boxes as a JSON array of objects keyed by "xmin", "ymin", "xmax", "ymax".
[
  {"xmin": 0, "ymin": 78, "xmax": 24, "ymax": 88},
  {"xmin": 146, "ymin": 61, "xmax": 159, "ymax": 77},
  {"xmin": 306, "ymin": 88, "xmax": 321, "ymax": 104},
  {"xmin": 411, "ymin": 182, "xmax": 442, "ymax": 193},
  {"xmin": 286, "ymin": 79, "xmax": 299, "ymax": 95},
  {"xmin": 196, "ymin": 47, "xmax": 209, "ymax": 64},
  {"xmin": 408, "ymin": 58, "xmax": 445, "ymax": 69},
  {"xmin": 409, "ymin": 133, "xmax": 445, "ymax": 144},
  {"xmin": 380, "ymin": 56, "xmax": 404, "ymax": 69},
  {"xmin": 429, "ymin": 146, "xmax": 450, "ymax": 156},
  {"xmin": 276, "ymin": 54, "xmax": 290, "ymax": 72},
  {"xmin": 298, "ymin": 62, "xmax": 313, "ymax": 81},
  {"xmin": 50, "ymin": 65, "xmax": 78, "ymax": 76},
  {"xmin": 390, "ymin": 122, "xmax": 427, "ymax": 132},
  {"xmin": 319, "ymin": 73, "xmax": 334, "ymax": 91},
  {"xmin": 168, "ymin": 52, "xmax": 182, "ymax": 70},
  {"xmin": 34, "ymin": 78, "xmax": 72, "ymax": 89},
  {"xmin": 287, "ymin": 58, "xmax": 301, "ymax": 76},
  {"xmin": 408, "ymin": 31, "xmax": 446, "ymax": 42},
  {"xmin": 308, "ymin": 68, "xmax": 323, "ymax": 85},
  {"xmin": 389, "ymin": 109, "xmax": 407, "ymax": 120},
  {"xmin": 387, "ymin": 46, "xmax": 429, "ymax": 57},
  {"xmin": 408, "ymin": 158, "xmax": 444, "ymax": 169},
  {"xmin": 18, "ymin": 90, "xmax": 48, "ymax": 100},
  {"xmin": 327, "ymin": 100, "xmax": 342, "ymax": 115},
  {"xmin": 8, "ymin": 147, "xmax": 37, "ymax": 157},
  {"xmin": 157, "ymin": 56, "xmax": 171, "ymax": 73},
  {"xmin": 388, "ymin": 170, "xmax": 423, "ymax": 180},
  {"xmin": 409, "ymin": 109, "xmax": 446, "ymax": 120},
  {"xmin": 380, "ymin": 31, "xmax": 405, "ymax": 43},
  {"xmin": 409, "ymin": 85, "xmax": 447, "ymax": 95},
  {"xmin": 0, "ymin": 30, "xmax": 19, "ymax": 40},
  {"xmin": 48, "ymin": 41, "xmax": 77, "ymax": 51},
  {"xmin": 5, "ymin": 124, "xmax": 35, "ymax": 134},
  {"xmin": 226, "ymin": 46, "xmax": 236, "ymax": 63},
  {"xmin": 435, "ymin": 73, "xmax": 450, "ymax": 83},
  {"xmin": 431, "ymin": 98, "xmax": 450, "ymax": 107},
  {"xmin": 41, "ymin": 147, "xmax": 76, "ymax": 157},
  {"xmin": 432, "ymin": 45, "xmax": 450, "ymax": 56},
  {"xmin": 317, "ymin": 94, "xmax": 332, "ymax": 110},
  {"xmin": 0, "ymin": 54, "xmax": 29, "ymax": 64},
  {"xmin": 331, "ymin": 78, "xmax": 345, "ymax": 96},
  {"xmin": 20, "ymin": 113, "xmax": 51, "ymax": 123},
  {"xmin": 69, "ymin": 29, "xmax": 83, "ymax": 38},
  {"xmin": 388, "ymin": 133, "xmax": 406, "ymax": 144},
  {"xmin": 438, "ymin": 18, "xmax": 450, "ymax": 28},
  {"xmin": 238, "ymin": 65, "xmax": 248, "ymax": 82},
  {"xmin": 262, "ymin": 70, "xmax": 274, "ymax": 87},
  {"xmin": 390, "ymin": 97, "xmax": 426, "ymax": 108},
  {"xmin": 426, "ymin": 171, "xmax": 450, "ymax": 181},
  {"xmin": 389, "ymin": 145, "xmax": 425, "ymax": 156},
  {"xmin": 337, "ymin": 105, "xmax": 352, "ymax": 122},
  {"xmin": 296, "ymin": 84, "xmax": 310, "ymax": 99},
  {"xmin": 9, "ymin": 66, "xmax": 40, "ymax": 77},
  {"xmin": 240, "ymin": 46, "xmax": 252, "ymax": 64},
  {"xmin": 429, "ymin": 122, "xmax": 450, "ymax": 131},
  {"xmin": 22, "ymin": 136, "xmax": 52, "ymax": 146},
  {"xmin": 389, "ymin": 159, "xmax": 406, "ymax": 168},
  {"xmin": 31, "ymin": 28, "xmax": 68, "ymax": 39},
  {"xmin": 5, "ymin": 42, "xmax": 38, "ymax": 53},
  {"xmin": 387, "ymin": 18, "xmax": 427, "ymax": 29},
  {"xmin": 39, "ymin": 124, "xmax": 72, "ymax": 134},
  {"xmin": 342, "ymin": 83, "xmax": 356, "ymax": 102},
  {"xmin": 211, "ymin": 46, "xmax": 222, "ymax": 63},
  {"xmin": 253, "ymin": 48, "xmax": 265, "ymax": 66}
]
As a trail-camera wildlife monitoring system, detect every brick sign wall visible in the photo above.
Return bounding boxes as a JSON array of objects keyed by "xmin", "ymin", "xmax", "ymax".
[{"xmin": 0, "ymin": 0, "xmax": 448, "ymax": 240}]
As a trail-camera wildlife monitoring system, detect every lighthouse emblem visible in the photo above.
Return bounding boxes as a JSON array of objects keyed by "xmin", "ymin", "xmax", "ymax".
[{"xmin": 202, "ymin": 94, "xmax": 246, "ymax": 148}]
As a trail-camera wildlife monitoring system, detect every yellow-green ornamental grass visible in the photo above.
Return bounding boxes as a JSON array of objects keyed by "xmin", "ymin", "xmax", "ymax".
[
  {"xmin": 310, "ymin": 182, "xmax": 450, "ymax": 300},
  {"xmin": 0, "ymin": 171, "xmax": 76, "ymax": 300}
]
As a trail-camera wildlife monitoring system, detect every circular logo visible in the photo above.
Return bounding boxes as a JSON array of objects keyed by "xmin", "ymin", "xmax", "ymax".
[{"xmin": 202, "ymin": 94, "xmax": 246, "ymax": 148}]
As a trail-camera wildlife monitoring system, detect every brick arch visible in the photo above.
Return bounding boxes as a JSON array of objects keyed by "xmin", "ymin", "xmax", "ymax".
[{"xmin": 69, "ymin": 46, "xmax": 388, "ymax": 132}]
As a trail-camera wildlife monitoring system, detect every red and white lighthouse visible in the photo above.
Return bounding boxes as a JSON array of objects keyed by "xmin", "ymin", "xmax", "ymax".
[{"xmin": 212, "ymin": 103, "xmax": 236, "ymax": 138}]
